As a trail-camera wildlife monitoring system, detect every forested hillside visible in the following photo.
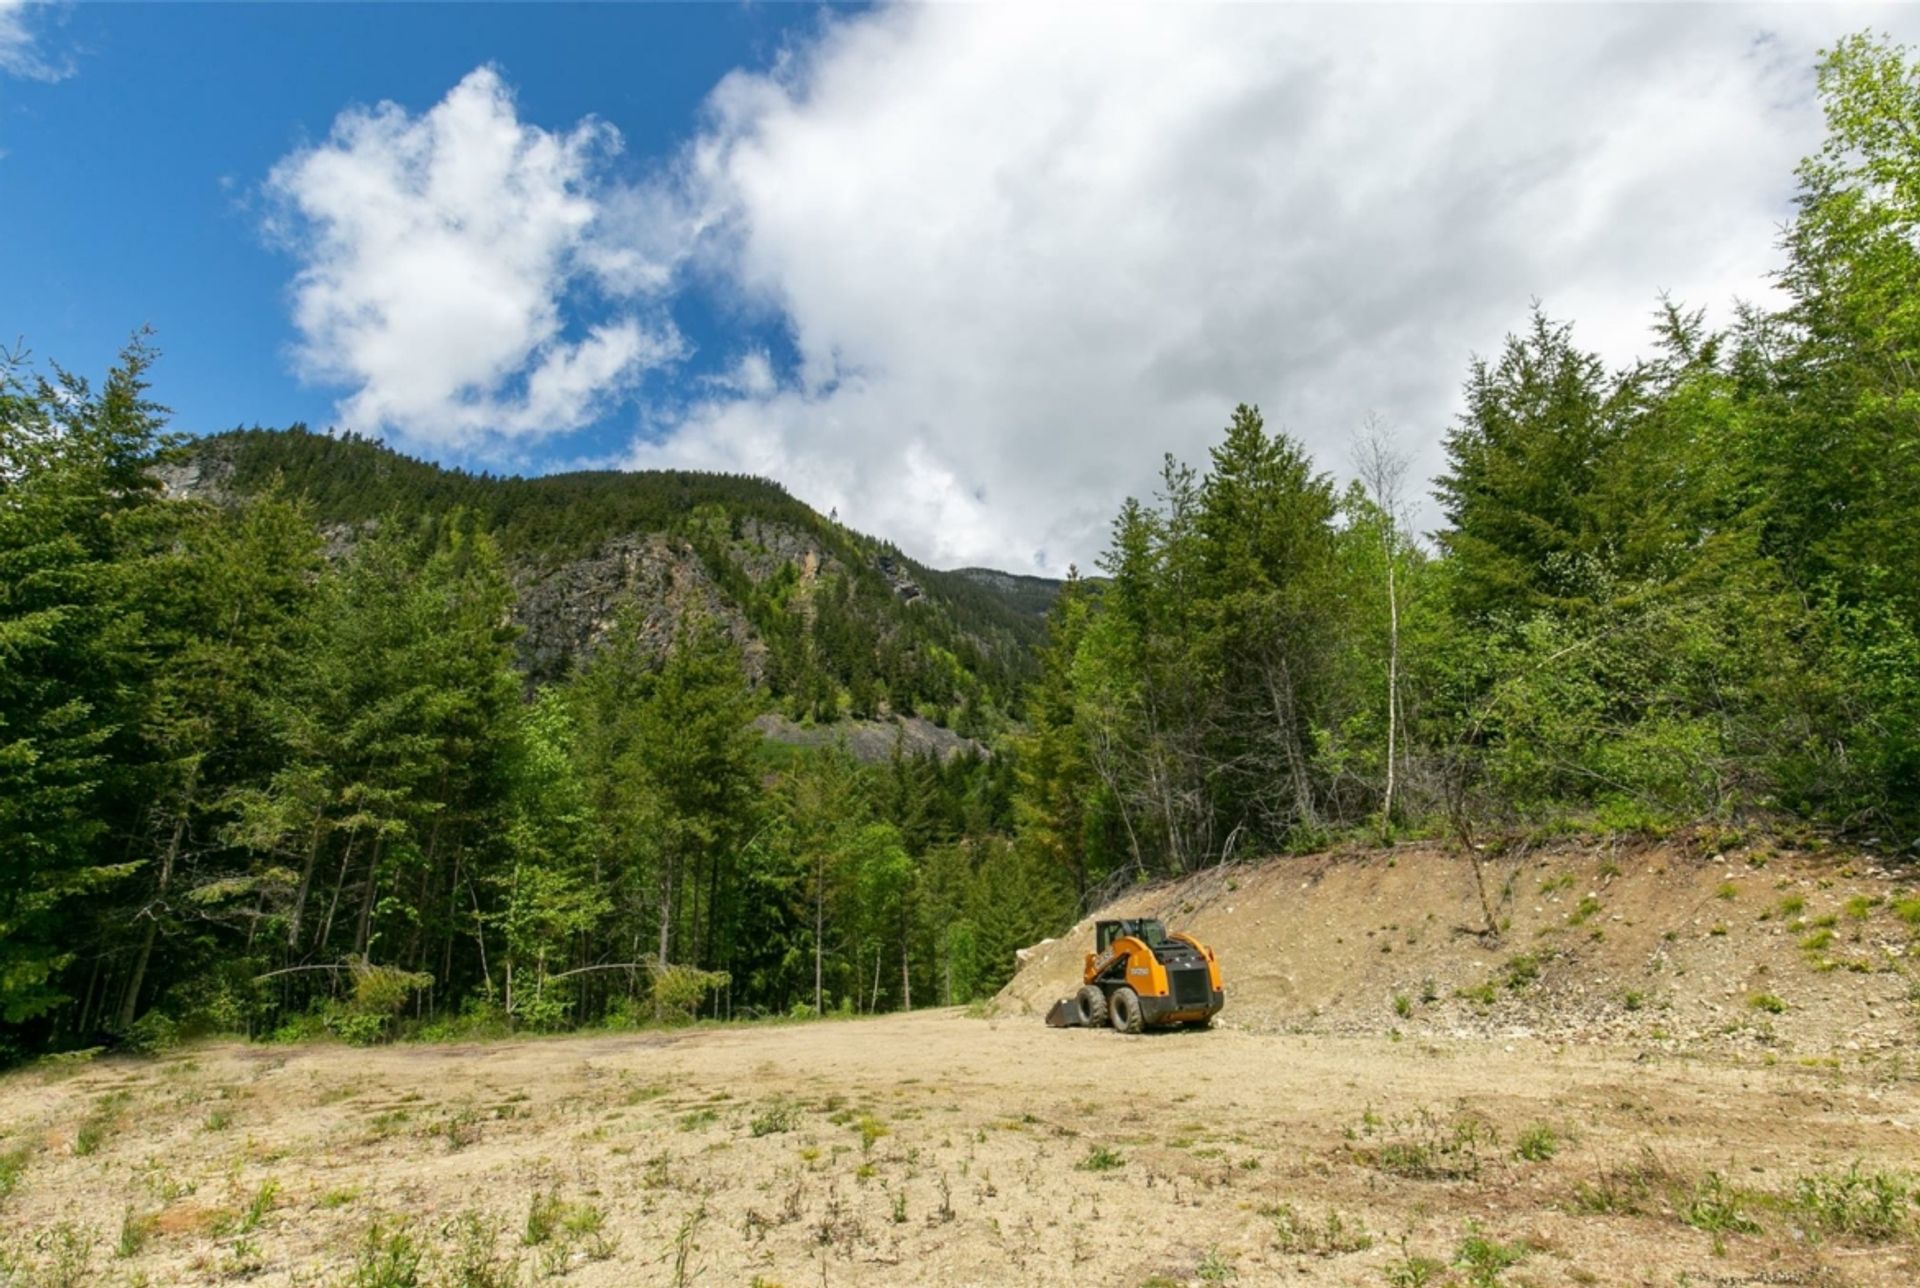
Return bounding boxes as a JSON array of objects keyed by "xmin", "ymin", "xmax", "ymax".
[
  {"xmin": 183, "ymin": 426, "xmax": 1054, "ymax": 726},
  {"xmin": 1, "ymin": 33, "xmax": 1915, "ymax": 1062}
]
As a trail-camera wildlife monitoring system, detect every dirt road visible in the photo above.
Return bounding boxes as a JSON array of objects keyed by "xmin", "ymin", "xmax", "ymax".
[{"xmin": 3, "ymin": 1012, "xmax": 1916, "ymax": 1286}]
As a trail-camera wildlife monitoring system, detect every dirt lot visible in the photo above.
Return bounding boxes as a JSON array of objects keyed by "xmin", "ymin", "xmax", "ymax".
[{"xmin": 2, "ymin": 1011, "xmax": 1917, "ymax": 1287}]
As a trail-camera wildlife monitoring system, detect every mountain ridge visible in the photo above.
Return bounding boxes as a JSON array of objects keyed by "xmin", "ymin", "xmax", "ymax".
[{"xmin": 174, "ymin": 427, "xmax": 1062, "ymax": 731}]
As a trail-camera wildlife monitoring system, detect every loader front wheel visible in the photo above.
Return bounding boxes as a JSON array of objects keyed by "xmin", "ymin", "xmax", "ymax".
[
  {"xmin": 1076, "ymin": 984, "xmax": 1108, "ymax": 1028},
  {"xmin": 1109, "ymin": 986, "xmax": 1144, "ymax": 1035}
]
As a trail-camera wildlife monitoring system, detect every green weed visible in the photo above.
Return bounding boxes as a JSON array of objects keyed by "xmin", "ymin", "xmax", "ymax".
[
  {"xmin": 1684, "ymin": 1172, "xmax": 1761, "ymax": 1254},
  {"xmin": 1788, "ymin": 1164, "xmax": 1915, "ymax": 1242},
  {"xmin": 115, "ymin": 1207, "xmax": 157, "ymax": 1259},
  {"xmin": 1381, "ymin": 1235, "xmax": 1447, "ymax": 1287},
  {"xmin": 1514, "ymin": 1124, "xmax": 1559, "ymax": 1162},
  {"xmin": 347, "ymin": 1218, "xmax": 422, "ymax": 1288},
  {"xmin": 1453, "ymin": 1223, "xmax": 1526, "ymax": 1287},
  {"xmin": 1270, "ymin": 1203, "xmax": 1373, "ymax": 1255},
  {"xmin": 750, "ymin": 1098, "xmax": 799, "ymax": 1137}
]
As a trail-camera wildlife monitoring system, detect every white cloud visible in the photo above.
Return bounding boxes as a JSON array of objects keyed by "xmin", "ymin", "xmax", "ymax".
[
  {"xmin": 267, "ymin": 66, "xmax": 681, "ymax": 451},
  {"xmin": 626, "ymin": 4, "xmax": 1920, "ymax": 573},
  {"xmin": 0, "ymin": 0, "xmax": 72, "ymax": 82}
]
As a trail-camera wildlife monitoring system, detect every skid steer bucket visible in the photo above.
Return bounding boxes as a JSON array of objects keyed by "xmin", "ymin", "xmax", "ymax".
[{"xmin": 1044, "ymin": 995, "xmax": 1083, "ymax": 1027}]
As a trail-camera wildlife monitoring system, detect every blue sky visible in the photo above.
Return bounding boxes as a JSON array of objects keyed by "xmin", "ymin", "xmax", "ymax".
[
  {"xmin": 6, "ymin": 4, "xmax": 1916, "ymax": 572},
  {"xmin": 1, "ymin": 1, "xmax": 830, "ymax": 458}
]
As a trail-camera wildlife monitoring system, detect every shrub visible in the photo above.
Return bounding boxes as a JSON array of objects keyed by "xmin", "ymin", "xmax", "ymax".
[
  {"xmin": 324, "ymin": 960, "xmax": 433, "ymax": 1046},
  {"xmin": 651, "ymin": 965, "xmax": 730, "ymax": 1026},
  {"xmin": 120, "ymin": 1012, "xmax": 180, "ymax": 1055}
]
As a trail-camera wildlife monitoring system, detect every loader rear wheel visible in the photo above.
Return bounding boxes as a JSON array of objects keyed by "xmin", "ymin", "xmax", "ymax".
[
  {"xmin": 1109, "ymin": 986, "xmax": 1144, "ymax": 1035},
  {"xmin": 1076, "ymin": 984, "xmax": 1108, "ymax": 1028}
]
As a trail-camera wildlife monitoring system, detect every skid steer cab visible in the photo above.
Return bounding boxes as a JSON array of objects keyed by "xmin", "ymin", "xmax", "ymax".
[{"xmin": 1044, "ymin": 917, "xmax": 1224, "ymax": 1033}]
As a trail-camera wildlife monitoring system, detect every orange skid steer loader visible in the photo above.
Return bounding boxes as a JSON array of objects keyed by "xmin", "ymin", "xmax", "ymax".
[{"xmin": 1044, "ymin": 918, "xmax": 1224, "ymax": 1033}]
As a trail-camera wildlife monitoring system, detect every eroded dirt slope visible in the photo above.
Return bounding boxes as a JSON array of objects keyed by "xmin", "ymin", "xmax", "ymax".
[{"xmin": 996, "ymin": 837, "xmax": 1920, "ymax": 1054}]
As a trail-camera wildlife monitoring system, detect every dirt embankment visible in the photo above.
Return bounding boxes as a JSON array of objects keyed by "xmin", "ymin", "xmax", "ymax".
[{"xmin": 996, "ymin": 836, "xmax": 1920, "ymax": 1054}]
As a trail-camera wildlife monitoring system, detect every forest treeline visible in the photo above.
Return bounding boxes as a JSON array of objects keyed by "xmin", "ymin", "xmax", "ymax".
[
  {"xmin": 1019, "ymin": 33, "xmax": 1920, "ymax": 892},
  {"xmin": 2, "ymin": 34, "xmax": 1915, "ymax": 1058},
  {"xmin": 0, "ymin": 369, "xmax": 1062, "ymax": 1054}
]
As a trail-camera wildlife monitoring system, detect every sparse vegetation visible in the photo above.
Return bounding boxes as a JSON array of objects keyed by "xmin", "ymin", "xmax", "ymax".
[
  {"xmin": 1514, "ymin": 1124, "xmax": 1560, "ymax": 1162},
  {"xmin": 1788, "ymin": 1164, "xmax": 1916, "ymax": 1242},
  {"xmin": 1348, "ymin": 1105, "xmax": 1498, "ymax": 1181},
  {"xmin": 1453, "ymin": 1223, "xmax": 1527, "ymax": 1287},
  {"xmin": 1270, "ymin": 1204, "xmax": 1373, "ymax": 1255}
]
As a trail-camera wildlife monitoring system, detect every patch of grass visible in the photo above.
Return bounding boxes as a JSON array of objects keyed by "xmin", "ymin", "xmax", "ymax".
[
  {"xmin": 1715, "ymin": 882, "xmax": 1739, "ymax": 900},
  {"xmin": 750, "ymin": 1098, "xmax": 799, "ymax": 1137},
  {"xmin": 1514, "ymin": 1124, "xmax": 1560, "ymax": 1162},
  {"xmin": 72, "ymin": 1090, "xmax": 129, "ymax": 1157},
  {"xmin": 443, "ymin": 1210, "xmax": 516, "ymax": 1288},
  {"xmin": 1568, "ymin": 895, "xmax": 1602, "ymax": 926},
  {"xmin": 1788, "ymin": 1164, "xmax": 1916, "ymax": 1242},
  {"xmin": 1684, "ymin": 1172, "xmax": 1761, "ymax": 1254},
  {"xmin": 347, "ymin": 1218, "xmax": 422, "ymax": 1288},
  {"xmin": 1269, "ymin": 1203, "xmax": 1373, "ymax": 1255},
  {"xmin": 319, "ymin": 1185, "xmax": 362, "ymax": 1209},
  {"xmin": 1500, "ymin": 954, "xmax": 1541, "ymax": 991},
  {"xmin": 1453, "ymin": 1223, "xmax": 1526, "ymax": 1287},
  {"xmin": 1382, "ymin": 1235, "xmax": 1447, "ymax": 1287},
  {"xmin": 1392, "ymin": 993, "xmax": 1413, "ymax": 1019},
  {"xmin": 1621, "ymin": 990, "xmax": 1645, "ymax": 1012},
  {"xmin": 1349, "ymin": 1105, "xmax": 1497, "ymax": 1181},
  {"xmin": 0, "ymin": 1143, "xmax": 29, "ymax": 1199},
  {"xmin": 1566, "ymin": 1149, "xmax": 1673, "ymax": 1215},
  {"xmin": 1748, "ymin": 993, "xmax": 1787, "ymax": 1015},
  {"xmin": 1196, "ymin": 1245, "xmax": 1236, "ymax": 1283},
  {"xmin": 14, "ymin": 1221, "xmax": 95, "ymax": 1288},
  {"xmin": 201, "ymin": 1107, "xmax": 233, "ymax": 1132},
  {"xmin": 239, "ymin": 1178, "xmax": 280, "ymax": 1233},
  {"xmin": 1777, "ymin": 894, "xmax": 1806, "ymax": 917},
  {"xmin": 116, "ymin": 1206, "xmax": 158, "ymax": 1259},
  {"xmin": 1077, "ymin": 1144, "xmax": 1125, "ymax": 1172},
  {"xmin": 523, "ymin": 1186, "xmax": 616, "ymax": 1267},
  {"xmin": 1455, "ymin": 981, "xmax": 1497, "ymax": 1007},
  {"xmin": 1893, "ymin": 895, "xmax": 1920, "ymax": 927},
  {"xmin": 677, "ymin": 1107, "xmax": 719, "ymax": 1131},
  {"xmin": 1843, "ymin": 894, "xmax": 1877, "ymax": 921},
  {"xmin": 854, "ymin": 1112, "xmax": 889, "ymax": 1154}
]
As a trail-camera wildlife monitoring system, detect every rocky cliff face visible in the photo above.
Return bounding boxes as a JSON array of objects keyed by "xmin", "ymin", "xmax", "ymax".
[{"xmin": 511, "ymin": 533, "xmax": 765, "ymax": 681}]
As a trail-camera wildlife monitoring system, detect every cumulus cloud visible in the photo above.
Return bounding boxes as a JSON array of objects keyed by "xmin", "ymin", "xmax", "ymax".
[
  {"xmin": 626, "ymin": 4, "xmax": 1920, "ymax": 572},
  {"xmin": 0, "ymin": 0, "xmax": 72, "ymax": 82},
  {"xmin": 267, "ymin": 66, "xmax": 681, "ymax": 451}
]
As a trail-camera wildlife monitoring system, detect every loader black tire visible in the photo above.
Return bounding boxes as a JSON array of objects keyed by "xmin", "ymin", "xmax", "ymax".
[
  {"xmin": 1109, "ymin": 986, "xmax": 1144, "ymax": 1035},
  {"xmin": 1076, "ymin": 984, "xmax": 1108, "ymax": 1028}
]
